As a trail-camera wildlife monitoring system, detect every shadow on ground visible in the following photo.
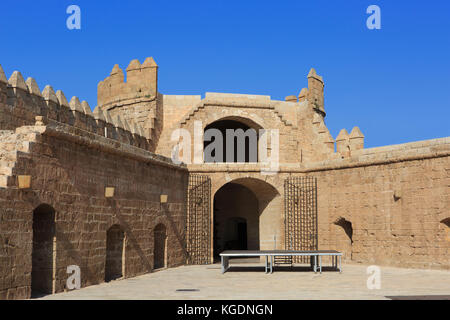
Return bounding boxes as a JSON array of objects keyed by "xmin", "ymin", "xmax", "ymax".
[
  {"xmin": 225, "ymin": 266, "xmax": 340, "ymax": 273},
  {"xmin": 386, "ymin": 295, "xmax": 450, "ymax": 300}
]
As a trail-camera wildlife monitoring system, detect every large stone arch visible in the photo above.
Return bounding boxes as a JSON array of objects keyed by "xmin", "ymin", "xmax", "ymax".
[
  {"xmin": 203, "ymin": 114, "xmax": 265, "ymax": 131},
  {"xmin": 185, "ymin": 110, "xmax": 268, "ymax": 161},
  {"xmin": 212, "ymin": 176, "xmax": 283, "ymax": 259},
  {"xmin": 168, "ymin": 102, "xmax": 298, "ymax": 165},
  {"xmin": 204, "ymin": 117, "xmax": 262, "ymax": 163},
  {"xmin": 210, "ymin": 172, "xmax": 284, "ymax": 196}
]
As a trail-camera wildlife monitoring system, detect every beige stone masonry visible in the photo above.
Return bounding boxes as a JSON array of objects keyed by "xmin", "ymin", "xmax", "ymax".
[
  {"xmin": 0, "ymin": 64, "xmax": 7, "ymax": 83},
  {"xmin": 97, "ymin": 57, "xmax": 158, "ymax": 109},
  {"xmin": 0, "ymin": 68, "xmax": 151, "ymax": 151},
  {"xmin": 8, "ymin": 71, "xmax": 27, "ymax": 91},
  {"xmin": 25, "ymin": 78, "xmax": 41, "ymax": 96}
]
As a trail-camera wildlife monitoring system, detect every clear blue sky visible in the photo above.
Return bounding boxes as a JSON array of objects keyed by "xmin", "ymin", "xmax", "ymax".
[{"xmin": 1, "ymin": 0, "xmax": 449, "ymax": 148}]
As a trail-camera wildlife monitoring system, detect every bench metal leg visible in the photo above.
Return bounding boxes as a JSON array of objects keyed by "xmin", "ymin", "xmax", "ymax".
[
  {"xmin": 314, "ymin": 255, "xmax": 317, "ymax": 273},
  {"xmin": 319, "ymin": 255, "xmax": 322, "ymax": 274},
  {"xmin": 265, "ymin": 256, "xmax": 268, "ymax": 274},
  {"xmin": 221, "ymin": 256, "xmax": 229, "ymax": 274},
  {"xmin": 339, "ymin": 255, "xmax": 342, "ymax": 273},
  {"xmin": 270, "ymin": 256, "xmax": 273, "ymax": 274}
]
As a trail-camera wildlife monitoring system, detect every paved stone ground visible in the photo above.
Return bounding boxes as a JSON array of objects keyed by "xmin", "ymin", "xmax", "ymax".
[{"xmin": 38, "ymin": 262, "xmax": 450, "ymax": 300}]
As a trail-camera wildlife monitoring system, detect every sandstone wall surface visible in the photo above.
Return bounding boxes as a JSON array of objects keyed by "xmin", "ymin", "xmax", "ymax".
[
  {"xmin": 0, "ymin": 120, "xmax": 188, "ymax": 300},
  {"xmin": 188, "ymin": 137, "xmax": 450, "ymax": 269}
]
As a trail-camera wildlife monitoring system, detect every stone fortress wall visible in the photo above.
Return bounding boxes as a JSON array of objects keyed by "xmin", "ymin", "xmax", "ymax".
[
  {"xmin": 0, "ymin": 57, "xmax": 448, "ymax": 300},
  {"xmin": 0, "ymin": 63, "xmax": 188, "ymax": 299},
  {"xmin": 187, "ymin": 136, "xmax": 449, "ymax": 269}
]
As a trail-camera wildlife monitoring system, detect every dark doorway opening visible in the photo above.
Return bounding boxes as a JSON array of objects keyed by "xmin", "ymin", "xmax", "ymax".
[
  {"xmin": 213, "ymin": 183, "xmax": 259, "ymax": 261},
  {"xmin": 105, "ymin": 225, "xmax": 125, "ymax": 282},
  {"xmin": 223, "ymin": 217, "xmax": 248, "ymax": 251},
  {"xmin": 237, "ymin": 220, "xmax": 248, "ymax": 250},
  {"xmin": 31, "ymin": 204, "xmax": 55, "ymax": 297},
  {"xmin": 204, "ymin": 119, "xmax": 258, "ymax": 163},
  {"xmin": 153, "ymin": 223, "xmax": 167, "ymax": 269}
]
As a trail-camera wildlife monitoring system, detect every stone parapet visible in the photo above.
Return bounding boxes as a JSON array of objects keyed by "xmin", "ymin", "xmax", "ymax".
[
  {"xmin": 187, "ymin": 137, "xmax": 450, "ymax": 173},
  {"xmin": 0, "ymin": 65, "xmax": 152, "ymax": 151},
  {"xmin": 23, "ymin": 117, "xmax": 187, "ymax": 171}
]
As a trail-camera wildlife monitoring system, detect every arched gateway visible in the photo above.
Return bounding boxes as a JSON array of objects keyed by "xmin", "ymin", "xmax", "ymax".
[
  {"xmin": 186, "ymin": 175, "xmax": 283, "ymax": 264},
  {"xmin": 213, "ymin": 178, "xmax": 281, "ymax": 261}
]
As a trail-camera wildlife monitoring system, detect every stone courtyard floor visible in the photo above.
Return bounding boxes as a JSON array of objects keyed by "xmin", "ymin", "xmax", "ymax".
[{"xmin": 38, "ymin": 262, "xmax": 450, "ymax": 300}]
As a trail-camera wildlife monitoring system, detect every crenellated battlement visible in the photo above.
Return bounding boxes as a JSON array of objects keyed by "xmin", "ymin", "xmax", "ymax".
[
  {"xmin": 96, "ymin": 57, "xmax": 161, "ymax": 152},
  {"xmin": 97, "ymin": 57, "xmax": 158, "ymax": 110},
  {"xmin": 0, "ymin": 64, "xmax": 152, "ymax": 151},
  {"xmin": 335, "ymin": 127, "xmax": 365, "ymax": 158}
]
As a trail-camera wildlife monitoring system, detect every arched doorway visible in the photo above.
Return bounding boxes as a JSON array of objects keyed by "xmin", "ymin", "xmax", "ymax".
[
  {"xmin": 31, "ymin": 204, "xmax": 55, "ymax": 297},
  {"xmin": 213, "ymin": 178, "xmax": 281, "ymax": 260},
  {"xmin": 214, "ymin": 184, "xmax": 257, "ymax": 258},
  {"xmin": 153, "ymin": 223, "xmax": 167, "ymax": 269},
  {"xmin": 204, "ymin": 118, "xmax": 260, "ymax": 163},
  {"xmin": 105, "ymin": 225, "xmax": 125, "ymax": 282},
  {"xmin": 333, "ymin": 217, "xmax": 353, "ymax": 260}
]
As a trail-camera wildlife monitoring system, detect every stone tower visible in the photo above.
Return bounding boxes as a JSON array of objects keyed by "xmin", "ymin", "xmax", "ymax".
[
  {"xmin": 307, "ymin": 68, "xmax": 325, "ymax": 115},
  {"xmin": 97, "ymin": 57, "xmax": 161, "ymax": 150}
]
